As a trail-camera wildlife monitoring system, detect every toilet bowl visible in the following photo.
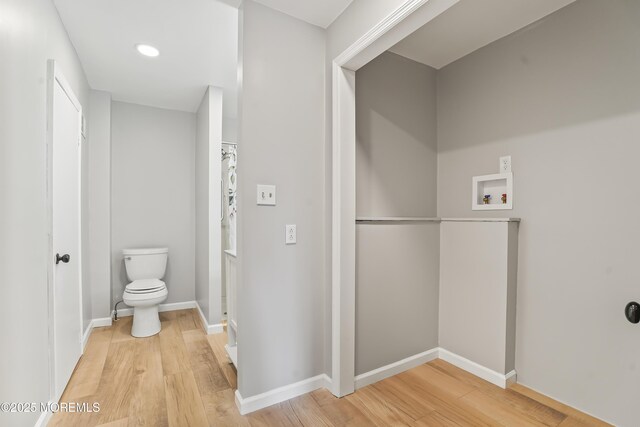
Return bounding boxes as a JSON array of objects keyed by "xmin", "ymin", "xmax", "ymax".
[{"xmin": 122, "ymin": 247, "xmax": 169, "ymax": 337}]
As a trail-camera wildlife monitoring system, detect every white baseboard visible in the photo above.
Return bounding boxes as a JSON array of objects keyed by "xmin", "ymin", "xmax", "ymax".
[
  {"xmin": 232, "ymin": 348, "xmax": 514, "ymax": 415},
  {"xmin": 112, "ymin": 300, "xmax": 198, "ymax": 318},
  {"xmin": 196, "ymin": 302, "xmax": 224, "ymax": 335},
  {"xmin": 235, "ymin": 374, "xmax": 332, "ymax": 415},
  {"xmin": 353, "ymin": 347, "xmax": 516, "ymax": 391},
  {"xmin": 196, "ymin": 302, "xmax": 207, "ymax": 331},
  {"xmin": 505, "ymin": 370, "xmax": 517, "ymax": 387},
  {"xmin": 82, "ymin": 323, "xmax": 92, "ymax": 350},
  {"xmin": 34, "ymin": 401, "xmax": 54, "ymax": 427},
  {"xmin": 208, "ymin": 324, "xmax": 224, "ymax": 334},
  {"xmin": 92, "ymin": 317, "xmax": 113, "ymax": 328},
  {"xmin": 354, "ymin": 348, "xmax": 439, "ymax": 390},
  {"xmin": 159, "ymin": 300, "xmax": 197, "ymax": 311},
  {"xmin": 82, "ymin": 317, "xmax": 113, "ymax": 350},
  {"xmin": 225, "ymin": 344, "xmax": 238, "ymax": 368},
  {"xmin": 438, "ymin": 348, "xmax": 516, "ymax": 389}
]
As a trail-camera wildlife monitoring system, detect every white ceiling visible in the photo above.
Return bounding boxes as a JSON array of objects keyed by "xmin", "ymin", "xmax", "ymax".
[
  {"xmin": 253, "ymin": 0, "xmax": 354, "ymax": 28},
  {"xmin": 389, "ymin": 0, "xmax": 576, "ymax": 69},
  {"xmin": 53, "ymin": 0, "xmax": 575, "ymax": 113},
  {"xmin": 54, "ymin": 0, "xmax": 238, "ymax": 115}
]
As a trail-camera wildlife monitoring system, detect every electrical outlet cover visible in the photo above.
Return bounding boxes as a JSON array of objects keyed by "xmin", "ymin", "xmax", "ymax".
[
  {"xmin": 499, "ymin": 156, "xmax": 512, "ymax": 173},
  {"xmin": 286, "ymin": 224, "xmax": 296, "ymax": 244}
]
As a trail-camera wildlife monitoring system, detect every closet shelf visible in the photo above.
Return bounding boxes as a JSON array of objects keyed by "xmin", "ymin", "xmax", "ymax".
[
  {"xmin": 440, "ymin": 218, "xmax": 520, "ymax": 223},
  {"xmin": 356, "ymin": 217, "xmax": 440, "ymax": 223},
  {"xmin": 356, "ymin": 217, "xmax": 521, "ymax": 223}
]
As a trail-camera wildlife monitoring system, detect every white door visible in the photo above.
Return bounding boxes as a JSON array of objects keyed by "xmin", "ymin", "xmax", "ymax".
[{"xmin": 49, "ymin": 62, "xmax": 83, "ymax": 401}]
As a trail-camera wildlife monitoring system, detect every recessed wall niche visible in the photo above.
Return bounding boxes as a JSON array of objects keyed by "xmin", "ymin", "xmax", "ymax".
[{"xmin": 472, "ymin": 173, "xmax": 513, "ymax": 210}]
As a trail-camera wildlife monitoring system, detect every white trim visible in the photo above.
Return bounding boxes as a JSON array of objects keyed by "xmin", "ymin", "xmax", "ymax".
[
  {"xmin": 206, "ymin": 86, "xmax": 225, "ymax": 335},
  {"xmin": 207, "ymin": 324, "xmax": 224, "ymax": 334},
  {"xmin": 51, "ymin": 61, "xmax": 82, "ymax": 111},
  {"xmin": 438, "ymin": 348, "xmax": 516, "ymax": 389},
  {"xmin": 335, "ymin": 0, "xmax": 431, "ymax": 67},
  {"xmin": 505, "ymin": 370, "xmax": 517, "ymax": 387},
  {"xmin": 82, "ymin": 324, "xmax": 92, "ymax": 350},
  {"xmin": 112, "ymin": 300, "xmax": 198, "ymax": 318},
  {"xmin": 113, "ymin": 307, "xmax": 135, "ymax": 317},
  {"xmin": 92, "ymin": 317, "xmax": 113, "ymax": 328},
  {"xmin": 34, "ymin": 402, "xmax": 54, "ymax": 427},
  {"xmin": 159, "ymin": 300, "xmax": 197, "ymax": 311},
  {"xmin": 331, "ymin": 62, "xmax": 357, "ymax": 398},
  {"xmin": 336, "ymin": 0, "xmax": 458, "ymax": 71},
  {"xmin": 196, "ymin": 301, "xmax": 207, "ymax": 330},
  {"xmin": 330, "ymin": 0, "xmax": 459, "ymax": 398},
  {"xmin": 225, "ymin": 344, "xmax": 238, "ymax": 367},
  {"xmin": 354, "ymin": 348, "xmax": 439, "ymax": 389},
  {"xmin": 206, "ymin": 323, "xmax": 224, "ymax": 335},
  {"xmin": 196, "ymin": 302, "xmax": 224, "ymax": 334},
  {"xmin": 81, "ymin": 317, "xmax": 113, "ymax": 350},
  {"xmin": 235, "ymin": 374, "xmax": 332, "ymax": 415},
  {"xmin": 351, "ymin": 348, "xmax": 517, "ymax": 390}
]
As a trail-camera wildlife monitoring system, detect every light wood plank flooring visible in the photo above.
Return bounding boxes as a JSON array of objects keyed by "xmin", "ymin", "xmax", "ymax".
[{"xmin": 51, "ymin": 309, "xmax": 610, "ymax": 426}]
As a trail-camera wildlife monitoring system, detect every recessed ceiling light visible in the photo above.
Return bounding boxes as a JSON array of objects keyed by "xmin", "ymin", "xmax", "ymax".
[{"xmin": 135, "ymin": 44, "xmax": 160, "ymax": 57}]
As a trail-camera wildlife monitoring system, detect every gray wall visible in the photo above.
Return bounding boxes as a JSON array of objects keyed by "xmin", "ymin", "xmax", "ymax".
[
  {"xmin": 111, "ymin": 101, "xmax": 196, "ymax": 306},
  {"xmin": 0, "ymin": 0, "xmax": 91, "ymax": 424},
  {"xmin": 439, "ymin": 221, "xmax": 518, "ymax": 375},
  {"xmin": 437, "ymin": 0, "xmax": 640, "ymax": 424},
  {"xmin": 355, "ymin": 51, "xmax": 439, "ymax": 375},
  {"xmin": 88, "ymin": 90, "xmax": 112, "ymax": 321},
  {"xmin": 356, "ymin": 223, "xmax": 439, "ymax": 375},
  {"xmin": 237, "ymin": 0, "xmax": 326, "ymax": 397},
  {"xmin": 223, "ymin": 117, "xmax": 238, "ymax": 143},
  {"xmin": 356, "ymin": 51, "xmax": 437, "ymax": 217}
]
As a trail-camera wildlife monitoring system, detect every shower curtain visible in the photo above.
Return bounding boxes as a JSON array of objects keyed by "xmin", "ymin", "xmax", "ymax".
[{"xmin": 227, "ymin": 145, "xmax": 237, "ymax": 252}]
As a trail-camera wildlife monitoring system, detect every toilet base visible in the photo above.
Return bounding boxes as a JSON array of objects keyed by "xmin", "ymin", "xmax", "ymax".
[{"xmin": 131, "ymin": 305, "xmax": 161, "ymax": 337}]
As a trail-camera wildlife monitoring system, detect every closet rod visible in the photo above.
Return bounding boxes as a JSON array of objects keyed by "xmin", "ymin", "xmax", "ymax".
[{"xmin": 222, "ymin": 141, "xmax": 237, "ymax": 146}]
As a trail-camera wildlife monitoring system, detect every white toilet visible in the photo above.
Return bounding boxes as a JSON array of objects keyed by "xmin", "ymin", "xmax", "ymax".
[{"xmin": 122, "ymin": 247, "xmax": 169, "ymax": 337}]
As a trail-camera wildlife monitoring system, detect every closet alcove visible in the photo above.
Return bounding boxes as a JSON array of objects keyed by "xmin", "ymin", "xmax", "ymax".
[{"xmin": 355, "ymin": 51, "xmax": 519, "ymax": 389}]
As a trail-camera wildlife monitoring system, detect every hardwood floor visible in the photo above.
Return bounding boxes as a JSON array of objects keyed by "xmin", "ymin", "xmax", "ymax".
[{"xmin": 51, "ymin": 309, "xmax": 610, "ymax": 426}]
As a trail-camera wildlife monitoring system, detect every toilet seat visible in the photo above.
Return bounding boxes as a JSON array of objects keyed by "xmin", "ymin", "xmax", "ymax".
[
  {"xmin": 123, "ymin": 286, "xmax": 167, "ymax": 303},
  {"xmin": 125, "ymin": 278, "xmax": 166, "ymax": 294}
]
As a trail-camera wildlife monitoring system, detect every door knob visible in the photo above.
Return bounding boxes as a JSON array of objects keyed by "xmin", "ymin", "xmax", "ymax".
[
  {"xmin": 625, "ymin": 301, "xmax": 640, "ymax": 324},
  {"xmin": 55, "ymin": 253, "xmax": 70, "ymax": 265}
]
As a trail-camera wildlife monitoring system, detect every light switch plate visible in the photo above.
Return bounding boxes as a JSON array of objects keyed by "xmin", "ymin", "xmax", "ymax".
[
  {"xmin": 257, "ymin": 184, "xmax": 276, "ymax": 206},
  {"xmin": 286, "ymin": 224, "xmax": 296, "ymax": 245}
]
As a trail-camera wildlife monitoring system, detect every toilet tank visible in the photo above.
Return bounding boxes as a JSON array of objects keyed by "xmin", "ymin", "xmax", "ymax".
[{"xmin": 123, "ymin": 247, "xmax": 168, "ymax": 281}]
